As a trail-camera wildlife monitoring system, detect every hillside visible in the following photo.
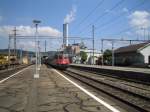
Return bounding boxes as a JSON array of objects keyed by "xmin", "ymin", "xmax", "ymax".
[{"xmin": 0, "ymin": 49, "xmax": 35, "ymax": 56}]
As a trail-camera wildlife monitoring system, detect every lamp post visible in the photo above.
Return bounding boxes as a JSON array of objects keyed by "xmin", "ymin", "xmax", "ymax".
[
  {"xmin": 38, "ymin": 40, "xmax": 41, "ymax": 68},
  {"xmin": 33, "ymin": 20, "xmax": 41, "ymax": 78}
]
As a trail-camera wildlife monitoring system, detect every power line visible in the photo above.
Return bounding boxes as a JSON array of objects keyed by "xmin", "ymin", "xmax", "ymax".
[
  {"xmin": 9, "ymin": 35, "xmax": 93, "ymax": 40},
  {"xmin": 97, "ymin": 1, "xmax": 148, "ymax": 37},
  {"xmin": 95, "ymin": 0, "xmax": 147, "ymax": 32},
  {"xmin": 74, "ymin": 0, "xmax": 104, "ymax": 29},
  {"xmin": 84, "ymin": 0, "xmax": 147, "ymax": 37},
  {"xmin": 78, "ymin": 0, "xmax": 125, "ymax": 35},
  {"xmin": 94, "ymin": 26, "xmax": 135, "ymax": 37},
  {"xmin": 114, "ymin": 27, "xmax": 134, "ymax": 36}
]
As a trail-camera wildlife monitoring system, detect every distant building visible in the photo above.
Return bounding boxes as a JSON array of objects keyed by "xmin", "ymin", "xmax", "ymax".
[
  {"xmin": 64, "ymin": 42, "xmax": 102, "ymax": 64},
  {"xmin": 114, "ymin": 42, "xmax": 150, "ymax": 67},
  {"xmin": 80, "ymin": 49, "xmax": 102, "ymax": 64},
  {"xmin": 64, "ymin": 43, "xmax": 86, "ymax": 63},
  {"xmin": 65, "ymin": 44, "xmax": 80, "ymax": 56}
]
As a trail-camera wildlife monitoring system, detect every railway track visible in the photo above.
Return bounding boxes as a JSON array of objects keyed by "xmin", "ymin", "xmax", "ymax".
[
  {"xmin": 0, "ymin": 64, "xmax": 31, "ymax": 81},
  {"xmin": 70, "ymin": 66, "xmax": 150, "ymax": 86},
  {"xmin": 69, "ymin": 68, "xmax": 150, "ymax": 97},
  {"xmin": 70, "ymin": 65, "xmax": 150, "ymax": 84},
  {"xmin": 62, "ymin": 68, "xmax": 150, "ymax": 112}
]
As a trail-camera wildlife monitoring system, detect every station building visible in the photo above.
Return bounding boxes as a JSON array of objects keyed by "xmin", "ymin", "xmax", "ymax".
[{"xmin": 114, "ymin": 42, "xmax": 150, "ymax": 67}]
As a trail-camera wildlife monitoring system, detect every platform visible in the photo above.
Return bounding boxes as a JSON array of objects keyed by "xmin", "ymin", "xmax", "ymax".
[
  {"xmin": 0, "ymin": 65, "xmax": 128, "ymax": 112},
  {"xmin": 71, "ymin": 64, "xmax": 150, "ymax": 74}
]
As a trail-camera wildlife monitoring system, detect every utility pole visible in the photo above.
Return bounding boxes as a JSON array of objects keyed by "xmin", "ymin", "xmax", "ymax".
[
  {"xmin": 129, "ymin": 40, "xmax": 132, "ymax": 45},
  {"xmin": 20, "ymin": 48, "xmax": 23, "ymax": 64},
  {"xmin": 101, "ymin": 39, "xmax": 104, "ymax": 66},
  {"xmin": 148, "ymin": 31, "xmax": 150, "ymax": 41},
  {"xmin": 144, "ymin": 28, "xmax": 146, "ymax": 40},
  {"xmin": 8, "ymin": 35, "xmax": 11, "ymax": 67},
  {"xmin": 92, "ymin": 25, "xmax": 95, "ymax": 65},
  {"xmin": 13, "ymin": 27, "xmax": 17, "ymax": 57},
  {"xmin": 45, "ymin": 40, "xmax": 46, "ymax": 53},
  {"xmin": 112, "ymin": 41, "xmax": 114, "ymax": 66}
]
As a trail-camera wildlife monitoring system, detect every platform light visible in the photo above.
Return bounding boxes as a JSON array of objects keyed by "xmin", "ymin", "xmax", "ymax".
[{"xmin": 33, "ymin": 20, "xmax": 41, "ymax": 78}]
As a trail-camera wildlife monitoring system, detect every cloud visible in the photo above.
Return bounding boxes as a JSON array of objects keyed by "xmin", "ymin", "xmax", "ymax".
[
  {"xmin": 0, "ymin": 25, "xmax": 62, "ymax": 37},
  {"xmin": 18, "ymin": 41, "xmax": 36, "ymax": 50},
  {"xmin": 18, "ymin": 38, "xmax": 63, "ymax": 51},
  {"xmin": 122, "ymin": 7, "xmax": 128, "ymax": 13},
  {"xmin": 129, "ymin": 11, "xmax": 150, "ymax": 29},
  {"xmin": 0, "ymin": 25, "xmax": 63, "ymax": 51},
  {"xmin": 64, "ymin": 5, "xmax": 76, "ymax": 24},
  {"xmin": 128, "ymin": 11, "xmax": 150, "ymax": 39},
  {"xmin": 104, "ymin": 8, "xmax": 128, "ymax": 15},
  {"xmin": 125, "ymin": 31, "xmax": 132, "ymax": 36}
]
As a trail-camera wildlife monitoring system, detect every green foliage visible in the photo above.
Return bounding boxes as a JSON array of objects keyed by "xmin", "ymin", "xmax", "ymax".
[
  {"xmin": 103, "ymin": 49, "xmax": 112, "ymax": 65},
  {"xmin": 80, "ymin": 51, "xmax": 87, "ymax": 63}
]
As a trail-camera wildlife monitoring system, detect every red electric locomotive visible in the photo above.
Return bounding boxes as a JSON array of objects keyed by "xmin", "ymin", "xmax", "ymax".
[{"xmin": 47, "ymin": 52, "xmax": 70, "ymax": 70}]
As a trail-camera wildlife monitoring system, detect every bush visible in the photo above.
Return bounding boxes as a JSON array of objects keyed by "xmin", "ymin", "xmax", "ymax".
[{"xmin": 80, "ymin": 51, "xmax": 87, "ymax": 63}]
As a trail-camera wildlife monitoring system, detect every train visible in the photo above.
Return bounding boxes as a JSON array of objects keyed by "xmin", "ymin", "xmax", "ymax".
[
  {"xmin": 0, "ymin": 55, "xmax": 9, "ymax": 69},
  {"xmin": 0, "ymin": 55, "xmax": 19, "ymax": 69},
  {"xmin": 45, "ymin": 51, "xmax": 70, "ymax": 70}
]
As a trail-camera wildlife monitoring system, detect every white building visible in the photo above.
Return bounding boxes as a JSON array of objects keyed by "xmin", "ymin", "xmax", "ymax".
[
  {"xmin": 80, "ymin": 49, "xmax": 102, "ymax": 64},
  {"xmin": 114, "ymin": 42, "xmax": 150, "ymax": 67}
]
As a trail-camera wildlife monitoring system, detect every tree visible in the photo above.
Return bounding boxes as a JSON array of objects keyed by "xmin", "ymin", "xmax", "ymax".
[
  {"xmin": 80, "ymin": 42, "xmax": 87, "ymax": 49},
  {"xmin": 103, "ymin": 49, "xmax": 112, "ymax": 65},
  {"xmin": 80, "ymin": 51, "xmax": 87, "ymax": 63}
]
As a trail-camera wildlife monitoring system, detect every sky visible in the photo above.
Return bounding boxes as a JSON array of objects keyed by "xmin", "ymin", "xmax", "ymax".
[{"xmin": 0, "ymin": 0, "xmax": 150, "ymax": 51}]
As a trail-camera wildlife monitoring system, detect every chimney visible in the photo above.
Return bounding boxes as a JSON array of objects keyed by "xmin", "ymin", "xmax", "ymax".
[{"xmin": 63, "ymin": 23, "xmax": 68, "ymax": 47}]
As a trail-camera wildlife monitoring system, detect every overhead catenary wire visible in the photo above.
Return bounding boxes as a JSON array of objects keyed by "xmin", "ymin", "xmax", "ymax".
[
  {"xmin": 73, "ymin": 0, "xmax": 104, "ymax": 29},
  {"xmin": 82, "ymin": 0, "xmax": 148, "ymax": 37},
  {"xmin": 95, "ymin": 0, "xmax": 147, "ymax": 30},
  {"xmin": 113, "ymin": 27, "xmax": 135, "ymax": 36},
  {"xmin": 78, "ymin": 0, "xmax": 125, "ymax": 35}
]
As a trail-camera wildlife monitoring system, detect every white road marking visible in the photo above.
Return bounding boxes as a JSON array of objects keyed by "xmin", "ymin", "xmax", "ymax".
[
  {"xmin": 0, "ymin": 66, "xmax": 31, "ymax": 84},
  {"xmin": 53, "ymin": 69, "xmax": 120, "ymax": 112}
]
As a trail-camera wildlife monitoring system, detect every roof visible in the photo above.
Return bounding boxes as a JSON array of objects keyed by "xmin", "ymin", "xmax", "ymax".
[{"xmin": 114, "ymin": 42, "xmax": 150, "ymax": 54}]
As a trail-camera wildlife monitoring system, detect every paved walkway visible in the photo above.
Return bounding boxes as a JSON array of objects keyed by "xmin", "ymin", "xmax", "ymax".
[
  {"xmin": 71, "ymin": 64, "xmax": 150, "ymax": 74},
  {"xmin": 36, "ymin": 66, "xmax": 112, "ymax": 112},
  {"xmin": 0, "ymin": 65, "xmax": 127, "ymax": 112}
]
